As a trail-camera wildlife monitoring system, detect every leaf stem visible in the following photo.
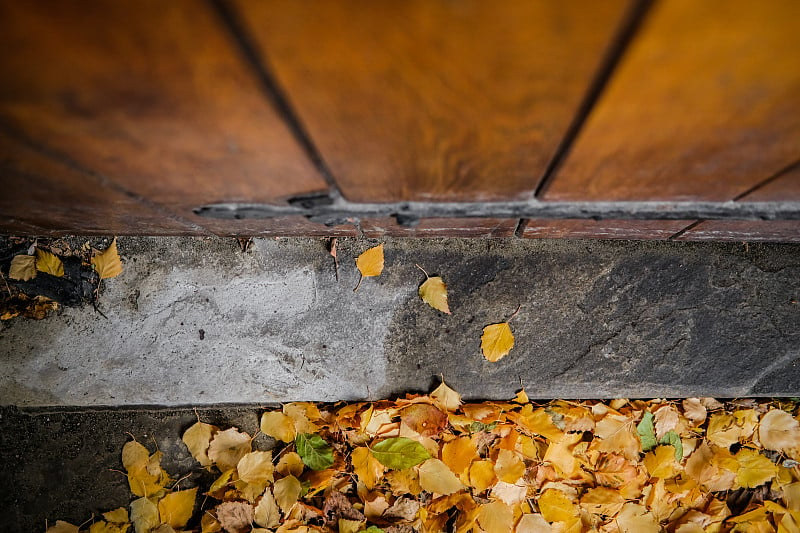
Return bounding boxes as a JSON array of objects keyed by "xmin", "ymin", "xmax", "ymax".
[
  {"xmin": 506, "ymin": 304, "xmax": 522, "ymax": 322},
  {"xmin": 353, "ymin": 274, "xmax": 364, "ymax": 292},
  {"xmin": 414, "ymin": 264, "xmax": 430, "ymax": 279}
]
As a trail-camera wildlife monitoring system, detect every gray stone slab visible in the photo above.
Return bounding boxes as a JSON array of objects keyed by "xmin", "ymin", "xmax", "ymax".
[{"xmin": 0, "ymin": 237, "xmax": 798, "ymax": 405}]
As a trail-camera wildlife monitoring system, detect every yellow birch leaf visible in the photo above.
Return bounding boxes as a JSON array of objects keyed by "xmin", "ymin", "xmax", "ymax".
[
  {"xmin": 514, "ymin": 405, "xmax": 564, "ymax": 441},
  {"xmin": 615, "ymin": 503, "xmax": 660, "ymax": 533},
  {"xmin": 238, "ymin": 450, "xmax": 275, "ymax": 485},
  {"xmin": 735, "ymin": 449, "xmax": 778, "ymax": 488},
  {"xmin": 516, "ymin": 513, "xmax": 552, "ymax": 532},
  {"xmin": 123, "ymin": 441, "xmax": 168, "ymax": 497},
  {"xmin": 477, "ymin": 501, "xmax": 514, "ymax": 533},
  {"xmin": 481, "ymin": 322, "xmax": 514, "ymax": 362},
  {"xmin": 469, "ymin": 460, "xmax": 497, "ymax": 493},
  {"xmin": 208, "ymin": 427, "xmax": 251, "ymax": 471},
  {"xmin": 580, "ymin": 487, "xmax": 626, "ymax": 517},
  {"xmin": 158, "ymin": 488, "xmax": 198, "ymax": 529},
  {"xmin": 643, "ymin": 445, "xmax": 679, "ymax": 479},
  {"xmin": 35, "ymin": 248, "xmax": 64, "ymax": 277},
  {"xmin": 442, "ymin": 436, "xmax": 478, "ymax": 478},
  {"xmin": 494, "ymin": 449, "xmax": 525, "ymax": 484},
  {"xmin": 255, "ymin": 488, "xmax": 281, "ymax": 529},
  {"xmin": 354, "ymin": 244, "xmax": 384, "ymax": 291},
  {"xmin": 431, "ymin": 379, "xmax": 462, "ymax": 411},
  {"xmin": 419, "ymin": 276, "xmax": 451, "ymax": 314},
  {"xmin": 182, "ymin": 421, "xmax": 218, "ymax": 468},
  {"xmin": 273, "ymin": 475, "xmax": 302, "ymax": 514},
  {"xmin": 352, "ymin": 446, "xmax": 385, "ymax": 490},
  {"xmin": 9, "ymin": 254, "xmax": 36, "ymax": 281},
  {"xmin": 92, "ymin": 238, "xmax": 123, "ymax": 279},
  {"xmin": 45, "ymin": 522, "xmax": 80, "ymax": 533},
  {"xmin": 277, "ymin": 452, "xmax": 305, "ymax": 477},
  {"xmin": 543, "ymin": 433, "xmax": 582, "ymax": 478},
  {"xmin": 130, "ymin": 496, "xmax": 160, "ymax": 533},
  {"xmin": 707, "ymin": 412, "xmax": 742, "ymax": 448},
  {"xmin": 418, "ymin": 458, "xmax": 464, "ymax": 495},
  {"xmin": 538, "ymin": 488, "xmax": 579, "ymax": 524},
  {"xmin": 261, "ymin": 411, "xmax": 296, "ymax": 443},
  {"xmin": 514, "ymin": 389, "xmax": 529, "ymax": 404},
  {"xmin": 760, "ymin": 410, "xmax": 800, "ymax": 454},
  {"xmin": 209, "ymin": 468, "xmax": 235, "ymax": 494}
]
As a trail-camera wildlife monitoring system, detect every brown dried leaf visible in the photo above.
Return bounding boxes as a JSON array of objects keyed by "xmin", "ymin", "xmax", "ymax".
[
  {"xmin": 216, "ymin": 501, "xmax": 255, "ymax": 533},
  {"xmin": 9, "ymin": 254, "xmax": 36, "ymax": 281}
]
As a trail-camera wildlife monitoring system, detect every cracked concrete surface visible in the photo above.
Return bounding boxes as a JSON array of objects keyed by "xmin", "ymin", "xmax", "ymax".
[{"xmin": 0, "ymin": 237, "xmax": 798, "ymax": 405}]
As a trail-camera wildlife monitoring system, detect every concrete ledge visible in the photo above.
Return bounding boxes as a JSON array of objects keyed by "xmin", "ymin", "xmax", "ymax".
[{"xmin": 0, "ymin": 237, "xmax": 798, "ymax": 405}]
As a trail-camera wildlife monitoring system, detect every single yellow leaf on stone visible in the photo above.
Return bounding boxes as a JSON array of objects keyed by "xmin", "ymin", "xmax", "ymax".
[
  {"xmin": 261, "ymin": 411, "xmax": 296, "ymax": 443},
  {"xmin": 476, "ymin": 501, "xmax": 514, "ymax": 533},
  {"xmin": 45, "ymin": 521, "xmax": 80, "ymax": 533},
  {"xmin": 419, "ymin": 276, "xmax": 451, "ymax": 314},
  {"xmin": 615, "ymin": 503, "xmax": 660, "ymax": 533},
  {"xmin": 516, "ymin": 513, "xmax": 552, "ymax": 533},
  {"xmin": 158, "ymin": 487, "xmax": 198, "ymax": 529},
  {"xmin": 208, "ymin": 427, "xmax": 252, "ymax": 471},
  {"xmin": 9, "ymin": 254, "xmax": 36, "ymax": 281},
  {"xmin": 418, "ymin": 458, "xmax": 464, "ymax": 495},
  {"xmin": 481, "ymin": 322, "xmax": 514, "ymax": 362},
  {"xmin": 92, "ymin": 238, "xmax": 123, "ymax": 279},
  {"xmin": 431, "ymin": 379, "xmax": 462, "ymax": 411},
  {"xmin": 644, "ymin": 445, "xmax": 679, "ymax": 479},
  {"xmin": 255, "ymin": 487, "xmax": 281, "ymax": 529},
  {"xmin": 277, "ymin": 452, "xmax": 305, "ymax": 477},
  {"xmin": 352, "ymin": 446, "xmax": 385, "ymax": 490},
  {"xmin": 35, "ymin": 248, "xmax": 64, "ymax": 277},
  {"xmin": 273, "ymin": 475, "xmax": 302, "ymax": 514},
  {"xmin": 238, "ymin": 451, "xmax": 275, "ymax": 485},
  {"xmin": 356, "ymin": 244, "xmax": 384, "ymax": 277},
  {"xmin": 130, "ymin": 496, "xmax": 160, "ymax": 533},
  {"xmin": 182, "ymin": 421, "xmax": 218, "ymax": 468},
  {"xmin": 735, "ymin": 449, "xmax": 778, "ymax": 488},
  {"xmin": 759, "ymin": 409, "xmax": 800, "ymax": 454}
]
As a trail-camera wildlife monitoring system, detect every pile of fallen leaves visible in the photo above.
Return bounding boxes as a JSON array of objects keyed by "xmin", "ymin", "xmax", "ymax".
[
  {"xmin": 47, "ymin": 383, "xmax": 800, "ymax": 533},
  {"xmin": 1, "ymin": 237, "xmax": 121, "ymax": 320}
]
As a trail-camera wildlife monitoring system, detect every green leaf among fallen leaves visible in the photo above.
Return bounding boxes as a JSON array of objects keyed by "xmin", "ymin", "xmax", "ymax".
[
  {"xmin": 637, "ymin": 411, "xmax": 657, "ymax": 452},
  {"xmin": 296, "ymin": 433, "xmax": 334, "ymax": 471},
  {"xmin": 370, "ymin": 437, "xmax": 430, "ymax": 470}
]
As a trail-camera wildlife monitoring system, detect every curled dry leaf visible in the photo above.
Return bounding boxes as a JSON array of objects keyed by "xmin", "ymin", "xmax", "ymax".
[
  {"xmin": 216, "ymin": 501, "xmax": 255, "ymax": 533},
  {"xmin": 35, "ymin": 248, "xmax": 64, "ymax": 277},
  {"xmin": 9, "ymin": 254, "xmax": 36, "ymax": 281},
  {"xmin": 92, "ymin": 237, "xmax": 123, "ymax": 279},
  {"xmin": 354, "ymin": 244, "xmax": 384, "ymax": 291},
  {"xmin": 480, "ymin": 322, "xmax": 514, "ymax": 362},
  {"xmin": 207, "ymin": 427, "xmax": 252, "ymax": 472}
]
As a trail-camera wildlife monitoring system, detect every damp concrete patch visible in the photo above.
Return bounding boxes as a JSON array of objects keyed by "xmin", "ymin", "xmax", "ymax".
[{"xmin": 0, "ymin": 237, "xmax": 798, "ymax": 405}]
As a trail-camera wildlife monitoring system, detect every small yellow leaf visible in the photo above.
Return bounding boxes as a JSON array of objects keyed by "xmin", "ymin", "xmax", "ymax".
[
  {"xmin": 643, "ymin": 445, "xmax": 679, "ymax": 479},
  {"xmin": 352, "ymin": 446, "xmax": 385, "ymax": 490},
  {"xmin": 441, "ymin": 436, "xmax": 478, "ymax": 478},
  {"xmin": 476, "ymin": 501, "xmax": 514, "ymax": 533},
  {"xmin": 254, "ymin": 488, "xmax": 281, "ymax": 529},
  {"xmin": 735, "ymin": 449, "xmax": 778, "ymax": 488},
  {"xmin": 418, "ymin": 458, "xmax": 464, "ymax": 495},
  {"xmin": 45, "ymin": 521, "xmax": 80, "ymax": 533},
  {"xmin": 430, "ymin": 379, "xmax": 462, "ymax": 411},
  {"xmin": 130, "ymin": 497, "xmax": 160, "ymax": 533},
  {"xmin": 92, "ymin": 238, "xmax": 123, "ymax": 279},
  {"xmin": 102, "ymin": 508, "xmax": 129, "ymax": 524},
  {"xmin": 481, "ymin": 322, "xmax": 514, "ymax": 362},
  {"xmin": 419, "ymin": 276, "xmax": 450, "ymax": 314},
  {"xmin": 276, "ymin": 452, "xmax": 305, "ymax": 477},
  {"xmin": 273, "ymin": 475, "xmax": 302, "ymax": 514},
  {"xmin": 182, "ymin": 421, "xmax": 218, "ymax": 468},
  {"xmin": 9, "ymin": 254, "xmax": 36, "ymax": 281},
  {"xmin": 356, "ymin": 244, "xmax": 384, "ymax": 277},
  {"xmin": 580, "ymin": 487, "xmax": 626, "ymax": 517},
  {"xmin": 615, "ymin": 503, "xmax": 660, "ymax": 533},
  {"xmin": 260, "ymin": 411, "xmax": 296, "ymax": 443},
  {"xmin": 469, "ymin": 460, "xmax": 497, "ymax": 493},
  {"xmin": 354, "ymin": 244, "xmax": 384, "ymax": 291},
  {"xmin": 158, "ymin": 488, "xmax": 198, "ymax": 529},
  {"xmin": 237, "ymin": 450, "xmax": 275, "ymax": 485},
  {"xmin": 494, "ymin": 449, "xmax": 525, "ymax": 484},
  {"xmin": 35, "ymin": 248, "xmax": 64, "ymax": 277}
]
